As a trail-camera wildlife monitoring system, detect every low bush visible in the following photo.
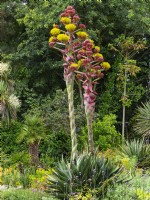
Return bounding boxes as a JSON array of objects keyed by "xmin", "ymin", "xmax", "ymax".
[{"xmin": 102, "ymin": 170, "xmax": 150, "ymax": 200}]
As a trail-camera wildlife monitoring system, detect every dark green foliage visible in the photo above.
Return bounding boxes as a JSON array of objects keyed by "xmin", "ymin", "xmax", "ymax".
[
  {"xmin": 118, "ymin": 140, "xmax": 150, "ymax": 168},
  {"xmin": 1, "ymin": 121, "xmax": 25, "ymax": 167},
  {"xmin": 46, "ymin": 154, "xmax": 125, "ymax": 199},
  {"xmin": 40, "ymin": 130, "xmax": 71, "ymax": 166}
]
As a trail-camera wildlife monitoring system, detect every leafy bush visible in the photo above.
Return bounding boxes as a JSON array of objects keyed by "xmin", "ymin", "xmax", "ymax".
[
  {"xmin": 29, "ymin": 168, "xmax": 51, "ymax": 191},
  {"xmin": 102, "ymin": 170, "xmax": 150, "ymax": 200},
  {"xmin": 1, "ymin": 166, "xmax": 21, "ymax": 187},
  {"xmin": 46, "ymin": 153, "xmax": 125, "ymax": 199},
  {"xmin": 81, "ymin": 114, "xmax": 121, "ymax": 151},
  {"xmin": 1, "ymin": 121, "xmax": 24, "ymax": 167},
  {"xmin": 40, "ymin": 130, "xmax": 71, "ymax": 164},
  {"xmin": 117, "ymin": 140, "xmax": 150, "ymax": 168}
]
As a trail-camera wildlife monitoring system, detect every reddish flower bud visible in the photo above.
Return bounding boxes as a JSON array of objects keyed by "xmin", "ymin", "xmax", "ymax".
[
  {"xmin": 86, "ymin": 50, "xmax": 93, "ymax": 56},
  {"xmin": 60, "ymin": 12, "xmax": 67, "ymax": 17},
  {"xmin": 49, "ymin": 42, "xmax": 55, "ymax": 47},
  {"xmin": 99, "ymin": 72, "xmax": 104, "ymax": 78},
  {"xmin": 73, "ymin": 14, "xmax": 80, "ymax": 22},
  {"xmin": 79, "ymin": 24, "xmax": 86, "ymax": 29},
  {"xmin": 77, "ymin": 54, "xmax": 82, "ymax": 60}
]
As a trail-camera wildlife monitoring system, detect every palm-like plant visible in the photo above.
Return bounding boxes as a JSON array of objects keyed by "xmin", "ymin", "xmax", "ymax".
[
  {"xmin": 46, "ymin": 153, "xmax": 125, "ymax": 199},
  {"xmin": 133, "ymin": 101, "xmax": 150, "ymax": 136},
  {"xmin": 17, "ymin": 114, "xmax": 46, "ymax": 166},
  {"xmin": 118, "ymin": 140, "xmax": 150, "ymax": 168}
]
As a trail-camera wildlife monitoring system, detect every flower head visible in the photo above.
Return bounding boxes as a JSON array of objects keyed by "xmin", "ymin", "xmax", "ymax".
[
  {"xmin": 70, "ymin": 63, "xmax": 80, "ymax": 70},
  {"xmin": 93, "ymin": 53, "xmax": 103, "ymax": 61},
  {"xmin": 60, "ymin": 17, "xmax": 71, "ymax": 24},
  {"xmin": 0, "ymin": 62, "xmax": 9, "ymax": 75},
  {"xmin": 57, "ymin": 34, "xmax": 70, "ymax": 42},
  {"xmin": 50, "ymin": 28, "xmax": 60, "ymax": 36},
  {"xmin": 8, "ymin": 94, "xmax": 21, "ymax": 109},
  {"xmin": 65, "ymin": 24, "xmax": 76, "ymax": 32},
  {"xmin": 101, "ymin": 62, "xmax": 111, "ymax": 70},
  {"xmin": 76, "ymin": 31, "xmax": 88, "ymax": 39},
  {"xmin": 49, "ymin": 36, "xmax": 57, "ymax": 43}
]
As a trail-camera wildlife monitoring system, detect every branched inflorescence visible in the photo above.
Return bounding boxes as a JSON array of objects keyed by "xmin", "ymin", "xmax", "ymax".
[{"xmin": 49, "ymin": 6, "xmax": 111, "ymax": 156}]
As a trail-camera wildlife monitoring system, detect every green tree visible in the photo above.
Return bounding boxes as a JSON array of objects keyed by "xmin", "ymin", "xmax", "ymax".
[
  {"xmin": 17, "ymin": 114, "xmax": 46, "ymax": 166},
  {"xmin": 109, "ymin": 35, "xmax": 146, "ymax": 142}
]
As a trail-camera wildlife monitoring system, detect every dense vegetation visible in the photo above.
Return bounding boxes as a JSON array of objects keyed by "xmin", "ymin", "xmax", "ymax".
[{"xmin": 0, "ymin": 0, "xmax": 150, "ymax": 199}]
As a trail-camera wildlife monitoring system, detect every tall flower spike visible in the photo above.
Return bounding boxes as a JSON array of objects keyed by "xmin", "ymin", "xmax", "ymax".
[{"xmin": 49, "ymin": 5, "xmax": 110, "ymax": 157}]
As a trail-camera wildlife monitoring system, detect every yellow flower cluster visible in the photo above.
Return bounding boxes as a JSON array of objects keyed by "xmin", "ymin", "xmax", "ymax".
[
  {"xmin": 60, "ymin": 17, "xmax": 71, "ymax": 24},
  {"xmin": 50, "ymin": 28, "xmax": 60, "ymax": 36},
  {"xmin": 76, "ymin": 31, "xmax": 88, "ymax": 39},
  {"xmin": 101, "ymin": 62, "xmax": 111, "ymax": 70},
  {"xmin": 3, "ymin": 167, "xmax": 13, "ymax": 175},
  {"xmin": 57, "ymin": 34, "xmax": 70, "ymax": 42},
  {"xmin": 94, "ymin": 46, "xmax": 100, "ymax": 52},
  {"xmin": 70, "ymin": 63, "xmax": 80, "ymax": 69},
  {"xmin": 49, "ymin": 36, "xmax": 56, "ymax": 43},
  {"xmin": 93, "ymin": 53, "xmax": 103, "ymax": 59},
  {"xmin": 65, "ymin": 24, "xmax": 76, "ymax": 32},
  {"xmin": 136, "ymin": 189, "xmax": 150, "ymax": 200},
  {"xmin": 121, "ymin": 157, "xmax": 130, "ymax": 167}
]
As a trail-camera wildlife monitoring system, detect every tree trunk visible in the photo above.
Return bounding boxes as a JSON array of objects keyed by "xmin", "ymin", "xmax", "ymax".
[{"xmin": 29, "ymin": 140, "xmax": 39, "ymax": 166}]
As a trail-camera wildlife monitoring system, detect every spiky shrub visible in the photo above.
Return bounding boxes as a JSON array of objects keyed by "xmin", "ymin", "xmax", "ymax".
[
  {"xmin": 133, "ymin": 101, "xmax": 150, "ymax": 136},
  {"xmin": 118, "ymin": 140, "xmax": 150, "ymax": 168},
  {"xmin": 46, "ymin": 154, "xmax": 124, "ymax": 199}
]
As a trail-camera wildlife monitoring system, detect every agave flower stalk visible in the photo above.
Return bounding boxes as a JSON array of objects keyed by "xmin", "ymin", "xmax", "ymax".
[
  {"xmin": 49, "ymin": 6, "xmax": 87, "ymax": 161},
  {"xmin": 49, "ymin": 6, "xmax": 110, "ymax": 156},
  {"xmin": 76, "ymin": 40, "xmax": 110, "ymax": 154}
]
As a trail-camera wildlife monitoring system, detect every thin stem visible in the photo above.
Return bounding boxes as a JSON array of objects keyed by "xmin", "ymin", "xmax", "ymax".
[{"xmin": 122, "ymin": 69, "xmax": 127, "ymax": 144}]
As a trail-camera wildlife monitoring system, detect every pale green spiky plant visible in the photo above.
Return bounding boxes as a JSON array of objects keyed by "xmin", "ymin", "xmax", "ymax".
[
  {"xmin": 0, "ymin": 62, "xmax": 20, "ymax": 125},
  {"xmin": 133, "ymin": 101, "xmax": 150, "ymax": 136},
  {"xmin": 118, "ymin": 139, "xmax": 150, "ymax": 168}
]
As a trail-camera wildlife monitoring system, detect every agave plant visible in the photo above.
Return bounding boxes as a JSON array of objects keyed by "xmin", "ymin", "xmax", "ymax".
[
  {"xmin": 46, "ymin": 153, "xmax": 125, "ymax": 199},
  {"xmin": 118, "ymin": 140, "xmax": 150, "ymax": 168},
  {"xmin": 133, "ymin": 101, "xmax": 150, "ymax": 136}
]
